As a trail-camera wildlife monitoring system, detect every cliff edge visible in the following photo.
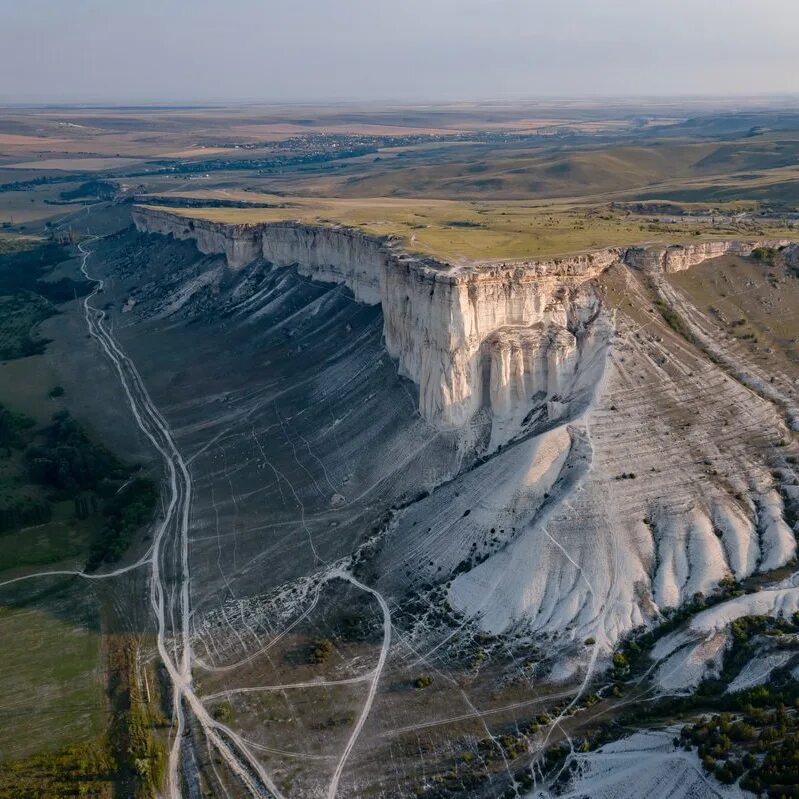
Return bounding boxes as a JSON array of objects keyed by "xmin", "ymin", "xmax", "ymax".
[{"xmin": 131, "ymin": 206, "xmax": 790, "ymax": 438}]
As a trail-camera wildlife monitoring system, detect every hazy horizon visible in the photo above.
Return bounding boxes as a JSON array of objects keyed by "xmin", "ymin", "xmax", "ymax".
[
  {"xmin": 1, "ymin": 93, "xmax": 799, "ymax": 110},
  {"xmin": 2, "ymin": 0, "xmax": 798, "ymax": 105}
]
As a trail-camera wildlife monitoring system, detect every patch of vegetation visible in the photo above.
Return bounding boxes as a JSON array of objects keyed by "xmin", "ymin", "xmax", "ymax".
[
  {"xmin": 0, "ymin": 736, "xmax": 116, "ymax": 799},
  {"xmin": 619, "ymin": 578, "xmax": 743, "ymax": 661},
  {"xmin": 654, "ymin": 299, "xmax": 694, "ymax": 342},
  {"xmin": 337, "ymin": 612, "xmax": 370, "ymax": 642},
  {"xmin": 314, "ymin": 713, "xmax": 355, "ymax": 731},
  {"xmin": 411, "ymin": 684, "xmax": 618, "ymax": 798},
  {"xmin": 0, "ymin": 404, "xmax": 50, "ymax": 532},
  {"xmin": 485, "ymin": 613, "xmax": 799, "ymax": 799},
  {"xmin": 0, "ymin": 240, "xmax": 90, "ymax": 365},
  {"xmin": 415, "ymin": 674, "xmax": 433, "ymax": 689},
  {"xmin": 25, "ymin": 411, "xmax": 126, "ymax": 495},
  {"xmin": 212, "ymin": 703, "xmax": 234, "ymax": 723},
  {"xmin": 0, "ymin": 234, "xmax": 41, "ymax": 256},
  {"xmin": 0, "ymin": 496, "xmax": 52, "ymax": 534},
  {"xmin": 0, "ymin": 241, "xmax": 88, "ymax": 303},
  {"xmin": 612, "ymin": 614, "xmax": 799, "ymax": 797},
  {"xmin": 0, "ymin": 407, "xmax": 156, "ymax": 571},
  {"xmin": 310, "ymin": 637, "xmax": 334, "ymax": 665},
  {"xmin": 752, "ymin": 246, "xmax": 778, "ymax": 265},
  {"xmin": 0, "ymin": 293, "xmax": 56, "ymax": 361},
  {"xmin": 60, "ymin": 180, "xmax": 118, "ymax": 201},
  {"xmin": 0, "ymin": 629, "xmax": 169, "ymax": 799},
  {"xmin": 0, "ymin": 404, "xmax": 34, "ymax": 450},
  {"xmin": 445, "ymin": 220, "xmax": 484, "ymax": 228},
  {"xmin": 681, "ymin": 705, "xmax": 799, "ymax": 794},
  {"xmin": 86, "ymin": 478, "xmax": 157, "ymax": 571},
  {"xmin": 0, "ymin": 578, "xmax": 106, "ymax": 764},
  {"xmin": 106, "ymin": 636, "xmax": 168, "ymax": 799},
  {"xmin": 0, "ymin": 223, "xmax": 160, "ymax": 799}
]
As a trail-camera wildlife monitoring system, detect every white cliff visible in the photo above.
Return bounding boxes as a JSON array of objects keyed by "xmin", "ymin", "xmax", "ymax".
[
  {"xmin": 624, "ymin": 239, "xmax": 791, "ymax": 273},
  {"xmin": 132, "ymin": 206, "xmax": 789, "ymax": 439},
  {"xmin": 133, "ymin": 206, "xmax": 615, "ymax": 434}
]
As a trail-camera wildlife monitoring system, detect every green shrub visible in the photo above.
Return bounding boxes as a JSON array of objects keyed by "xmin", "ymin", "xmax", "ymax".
[{"xmin": 310, "ymin": 638, "xmax": 334, "ymax": 665}]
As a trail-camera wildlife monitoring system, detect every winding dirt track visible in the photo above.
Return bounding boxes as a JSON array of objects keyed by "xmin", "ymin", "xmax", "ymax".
[
  {"xmin": 78, "ymin": 242, "xmax": 289, "ymax": 798},
  {"xmin": 76, "ymin": 242, "xmax": 395, "ymax": 798}
]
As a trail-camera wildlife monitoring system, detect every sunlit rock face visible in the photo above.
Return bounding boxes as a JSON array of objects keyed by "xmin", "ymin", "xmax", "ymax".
[
  {"xmin": 260, "ymin": 223, "xmax": 385, "ymax": 304},
  {"xmin": 133, "ymin": 207, "xmax": 614, "ymax": 439},
  {"xmin": 380, "ymin": 258, "xmax": 613, "ymax": 431},
  {"xmin": 134, "ymin": 207, "xmax": 791, "ymax": 440},
  {"xmin": 623, "ymin": 239, "xmax": 791, "ymax": 273},
  {"xmin": 487, "ymin": 323, "xmax": 577, "ymax": 419}
]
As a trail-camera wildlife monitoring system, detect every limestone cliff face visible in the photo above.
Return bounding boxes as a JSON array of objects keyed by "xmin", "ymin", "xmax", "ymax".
[
  {"xmin": 259, "ymin": 224, "xmax": 387, "ymax": 305},
  {"xmin": 133, "ymin": 207, "xmax": 614, "ymax": 432},
  {"xmin": 131, "ymin": 206, "xmax": 789, "ymax": 434},
  {"xmin": 379, "ymin": 262, "xmax": 609, "ymax": 428},
  {"xmin": 131, "ymin": 207, "xmax": 387, "ymax": 302},
  {"xmin": 624, "ymin": 239, "xmax": 791, "ymax": 273},
  {"xmin": 131, "ymin": 210, "xmax": 264, "ymax": 271},
  {"xmin": 487, "ymin": 324, "xmax": 578, "ymax": 418}
]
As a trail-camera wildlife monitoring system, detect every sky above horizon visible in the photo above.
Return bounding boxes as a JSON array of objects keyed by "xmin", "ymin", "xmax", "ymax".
[{"xmin": 2, "ymin": 0, "xmax": 798, "ymax": 103}]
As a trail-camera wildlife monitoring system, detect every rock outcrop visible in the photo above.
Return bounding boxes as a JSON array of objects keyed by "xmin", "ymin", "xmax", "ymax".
[
  {"xmin": 133, "ymin": 207, "xmax": 615, "ymax": 433},
  {"xmin": 131, "ymin": 206, "xmax": 789, "ymax": 435},
  {"xmin": 623, "ymin": 239, "xmax": 791, "ymax": 273}
]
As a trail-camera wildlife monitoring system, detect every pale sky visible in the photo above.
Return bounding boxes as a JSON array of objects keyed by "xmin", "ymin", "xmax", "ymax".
[{"xmin": 1, "ymin": 0, "xmax": 798, "ymax": 103}]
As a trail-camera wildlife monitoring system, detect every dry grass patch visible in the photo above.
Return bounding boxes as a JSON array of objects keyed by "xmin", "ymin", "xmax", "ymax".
[{"xmin": 142, "ymin": 195, "xmax": 798, "ymax": 263}]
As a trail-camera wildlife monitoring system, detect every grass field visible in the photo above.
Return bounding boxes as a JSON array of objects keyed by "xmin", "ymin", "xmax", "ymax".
[
  {"xmin": 0, "ymin": 355, "xmax": 64, "ymax": 422},
  {"xmin": 0, "ymin": 578, "xmax": 105, "ymax": 761},
  {"xmin": 0, "ymin": 233, "xmax": 42, "ymax": 255},
  {"xmin": 0, "ymin": 294, "xmax": 55, "ymax": 360},
  {"xmin": 142, "ymin": 194, "xmax": 798, "ymax": 262},
  {"xmin": 670, "ymin": 252, "xmax": 799, "ymax": 378},
  {"xmin": 0, "ymin": 356, "xmax": 83, "ymax": 576},
  {"xmin": 237, "ymin": 130, "xmax": 799, "ymax": 206},
  {"xmin": 0, "ymin": 239, "xmax": 155, "ymax": 783},
  {"xmin": 0, "ymin": 356, "xmax": 66, "ymax": 545},
  {"xmin": 0, "ymin": 503, "xmax": 96, "ymax": 572}
]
